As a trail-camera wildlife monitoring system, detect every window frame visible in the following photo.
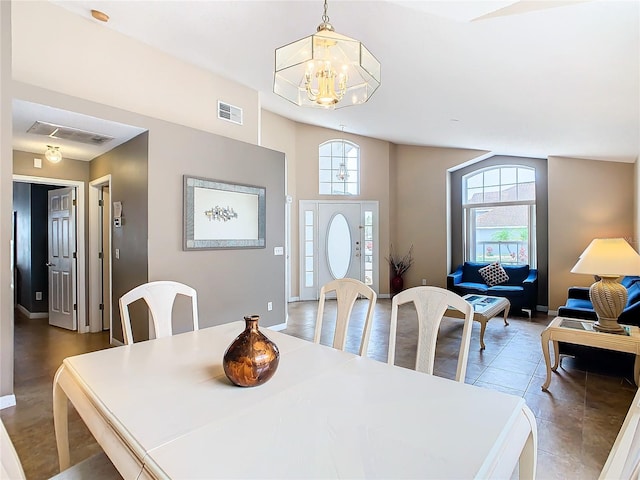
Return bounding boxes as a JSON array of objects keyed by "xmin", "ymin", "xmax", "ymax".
[
  {"xmin": 462, "ymin": 165, "xmax": 537, "ymax": 268},
  {"xmin": 318, "ymin": 139, "xmax": 360, "ymax": 196}
]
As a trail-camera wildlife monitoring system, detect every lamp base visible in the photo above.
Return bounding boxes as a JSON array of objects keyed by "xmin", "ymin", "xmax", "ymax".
[
  {"xmin": 590, "ymin": 277, "xmax": 628, "ymax": 335},
  {"xmin": 593, "ymin": 319, "xmax": 626, "ymax": 334}
]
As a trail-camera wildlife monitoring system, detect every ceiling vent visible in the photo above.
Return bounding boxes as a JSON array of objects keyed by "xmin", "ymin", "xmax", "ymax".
[
  {"xmin": 27, "ymin": 121, "xmax": 114, "ymax": 145},
  {"xmin": 217, "ymin": 101, "xmax": 243, "ymax": 125}
]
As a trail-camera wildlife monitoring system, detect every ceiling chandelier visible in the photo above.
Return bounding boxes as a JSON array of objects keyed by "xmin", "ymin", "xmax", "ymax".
[
  {"xmin": 274, "ymin": 0, "xmax": 381, "ymax": 109},
  {"xmin": 45, "ymin": 145, "xmax": 62, "ymax": 164},
  {"xmin": 336, "ymin": 125, "xmax": 349, "ymax": 181}
]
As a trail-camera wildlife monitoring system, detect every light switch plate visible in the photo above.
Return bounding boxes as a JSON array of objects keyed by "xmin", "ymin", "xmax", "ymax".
[{"xmin": 274, "ymin": 246, "xmax": 284, "ymax": 256}]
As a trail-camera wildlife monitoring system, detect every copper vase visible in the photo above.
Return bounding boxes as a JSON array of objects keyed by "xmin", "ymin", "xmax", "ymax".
[{"xmin": 223, "ymin": 315, "xmax": 280, "ymax": 387}]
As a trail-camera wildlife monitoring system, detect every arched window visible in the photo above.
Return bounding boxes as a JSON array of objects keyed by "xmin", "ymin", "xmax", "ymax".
[
  {"xmin": 463, "ymin": 165, "xmax": 536, "ymax": 267},
  {"xmin": 319, "ymin": 140, "xmax": 360, "ymax": 195}
]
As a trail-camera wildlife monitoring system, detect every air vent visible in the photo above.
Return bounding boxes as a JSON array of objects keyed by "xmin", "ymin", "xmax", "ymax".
[
  {"xmin": 217, "ymin": 101, "xmax": 243, "ymax": 125},
  {"xmin": 27, "ymin": 121, "xmax": 114, "ymax": 145}
]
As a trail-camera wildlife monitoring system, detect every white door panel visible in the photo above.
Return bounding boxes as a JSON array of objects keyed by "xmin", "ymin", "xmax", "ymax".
[{"xmin": 48, "ymin": 187, "xmax": 77, "ymax": 330}]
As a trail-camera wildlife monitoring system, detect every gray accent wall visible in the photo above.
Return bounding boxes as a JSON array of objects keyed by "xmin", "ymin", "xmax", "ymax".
[
  {"xmin": 146, "ymin": 121, "xmax": 286, "ymax": 330},
  {"xmin": 91, "ymin": 133, "xmax": 149, "ymax": 342}
]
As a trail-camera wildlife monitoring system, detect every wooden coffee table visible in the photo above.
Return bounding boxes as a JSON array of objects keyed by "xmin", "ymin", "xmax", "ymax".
[
  {"xmin": 541, "ymin": 316, "xmax": 640, "ymax": 391},
  {"xmin": 445, "ymin": 294, "xmax": 510, "ymax": 350}
]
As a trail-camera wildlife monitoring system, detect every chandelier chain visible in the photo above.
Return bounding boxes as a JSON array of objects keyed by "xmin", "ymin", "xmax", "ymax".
[{"xmin": 322, "ymin": 0, "xmax": 329, "ymax": 24}]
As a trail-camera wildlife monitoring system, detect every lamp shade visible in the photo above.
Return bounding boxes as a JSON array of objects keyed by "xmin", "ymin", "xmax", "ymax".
[{"xmin": 571, "ymin": 238, "xmax": 640, "ymax": 276}]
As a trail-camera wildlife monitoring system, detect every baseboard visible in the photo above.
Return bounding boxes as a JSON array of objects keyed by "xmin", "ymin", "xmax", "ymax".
[
  {"xmin": 0, "ymin": 394, "xmax": 16, "ymax": 410},
  {"xmin": 268, "ymin": 322, "xmax": 287, "ymax": 331},
  {"xmin": 379, "ymin": 293, "xmax": 391, "ymax": 299},
  {"xmin": 547, "ymin": 309, "xmax": 558, "ymax": 317},
  {"xmin": 288, "ymin": 296, "xmax": 300, "ymax": 302},
  {"xmin": 16, "ymin": 304, "xmax": 48, "ymax": 319}
]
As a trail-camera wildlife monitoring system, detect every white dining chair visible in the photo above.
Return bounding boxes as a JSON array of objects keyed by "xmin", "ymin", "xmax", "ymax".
[
  {"xmin": 119, "ymin": 280, "xmax": 199, "ymax": 345},
  {"xmin": 314, "ymin": 278, "xmax": 377, "ymax": 356},
  {"xmin": 388, "ymin": 286, "xmax": 474, "ymax": 383},
  {"xmin": 1, "ymin": 418, "xmax": 118, "ymax": 480}
]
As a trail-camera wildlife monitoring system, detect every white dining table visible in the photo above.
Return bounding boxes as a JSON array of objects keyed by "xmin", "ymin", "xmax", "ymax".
[{"xmin": 53, "ymin": 321, "xmax": 537, "ymax": 479}]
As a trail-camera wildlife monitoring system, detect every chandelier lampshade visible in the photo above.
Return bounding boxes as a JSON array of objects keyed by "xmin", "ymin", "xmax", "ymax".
[{"xmin": 274, "ymin": 0, "xmax": 380, "ymax": 109}]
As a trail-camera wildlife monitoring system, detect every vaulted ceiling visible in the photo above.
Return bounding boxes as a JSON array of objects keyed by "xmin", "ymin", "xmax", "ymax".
[{"xmin": 20, "ymin": 1, "xmax": 640, "ymax": 162}]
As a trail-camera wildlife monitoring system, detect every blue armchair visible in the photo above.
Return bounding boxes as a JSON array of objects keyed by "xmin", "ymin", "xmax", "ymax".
[
  {"xmin": 557, "ymin": 276, "xmax": 640, "ymax": 327},
  {"xmin": 447, "ymin": 262, "xmax": 538, "ymax": 313}
]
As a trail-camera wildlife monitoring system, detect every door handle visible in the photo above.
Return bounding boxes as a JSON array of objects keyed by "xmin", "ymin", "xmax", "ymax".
[{"xmin": 46, "ymin": 262, "xmax": 55, "ymax": 267}]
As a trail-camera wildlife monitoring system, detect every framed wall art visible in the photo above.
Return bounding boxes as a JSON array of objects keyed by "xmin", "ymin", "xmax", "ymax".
[{"xmin": 183, "ymin": 175, "xmax": 266, "ymax": 250}]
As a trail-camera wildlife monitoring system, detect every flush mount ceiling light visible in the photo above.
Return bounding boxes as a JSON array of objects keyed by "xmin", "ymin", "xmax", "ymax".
[
  {"xmin": 274, "ymin": 0, "xmax": 381, "ymax": 109},
  {"xmin": 45, "ymin": 145, "xmax": 62, "ymax": 164}
]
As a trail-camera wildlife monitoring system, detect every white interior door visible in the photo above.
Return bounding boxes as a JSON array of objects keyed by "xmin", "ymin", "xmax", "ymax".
[{"xmin": 48, "ymin": 187, "xmax": 77, "ymax": 330}]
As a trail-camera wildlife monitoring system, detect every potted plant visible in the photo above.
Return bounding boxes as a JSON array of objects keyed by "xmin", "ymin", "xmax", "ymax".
[{"xmin": 387, "ymin": 244, "xmax": 414, "ymax": 294}]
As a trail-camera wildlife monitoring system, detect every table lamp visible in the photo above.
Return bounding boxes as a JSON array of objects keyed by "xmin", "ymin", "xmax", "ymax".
[{"xmin": 571, "ymin": 238, "xmax": 640, "ymax": 333}]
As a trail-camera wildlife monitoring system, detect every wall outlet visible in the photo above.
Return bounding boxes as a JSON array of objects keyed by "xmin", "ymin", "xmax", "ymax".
[
  {"xmin": 274, "ymin": 246, "xmax": 284, "ymax": 256},
  {"xmin": 267, "ymin": 302, "xmax": 273, "ymax": 311},
  {"xmin": 421, "ymin": 278, "xmax": 427, "ymax": 286},
  {"xmin": 35, "ymin": 291, "xmax": 42, "ymax": 301},
  {"xmin": 115, "ymin": 248, "xmax": 120, "ymax": 259}
]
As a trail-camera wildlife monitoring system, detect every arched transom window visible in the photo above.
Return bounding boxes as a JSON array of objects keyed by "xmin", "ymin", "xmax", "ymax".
[
  {"xmin": 463, "ymin": 165, "xmax": 537, "ymax": 267},
  {"xmin": 319, "ymin": 140, "xmax": 360, "ymax": 195}
]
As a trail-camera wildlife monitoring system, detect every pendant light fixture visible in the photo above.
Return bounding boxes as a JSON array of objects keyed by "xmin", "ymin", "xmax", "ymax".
[
  {"xmin": 44, "ymin": 145, "xmax": 62, "ymax": 164},
  {"xmin": 336, "ymin": 125, "xmax": 349, "ymax": 182},
  {"xmin": 274, "ymin": 0, "xmax": 381, "ymax": 109}
]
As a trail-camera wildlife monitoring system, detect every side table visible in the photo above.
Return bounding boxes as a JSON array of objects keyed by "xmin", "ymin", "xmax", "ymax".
[{"xmin": 540, "ymin": 316, "xmax": 640, "ymax": 391}]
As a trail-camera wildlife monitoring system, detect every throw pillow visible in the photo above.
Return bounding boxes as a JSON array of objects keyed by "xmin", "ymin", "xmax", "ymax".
[{"xmin": 478, "ymin": 262, "xmax": 509, "ymax": 287}]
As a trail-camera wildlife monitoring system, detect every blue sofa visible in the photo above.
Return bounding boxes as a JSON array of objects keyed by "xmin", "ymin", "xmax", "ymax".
[
  {"xmin": 557, "ymin": 276, "xmax": 640, "ymax": 327},
  {"xmin": 447, "ymin": 262, "xmax": 538, "ymax": 313}
]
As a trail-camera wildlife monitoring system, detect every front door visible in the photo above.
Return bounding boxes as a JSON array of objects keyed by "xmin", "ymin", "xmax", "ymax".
[
  {"xmin": 299, "ymin": 201, "xmax": 378, "ymax": 300},
  {"xmin": 48, "ymin": 187, "xmax": 77, "ymax": 330},
  {"xmin": 318, "ymin": 203, "xmax": 363, "ymax": 288}
]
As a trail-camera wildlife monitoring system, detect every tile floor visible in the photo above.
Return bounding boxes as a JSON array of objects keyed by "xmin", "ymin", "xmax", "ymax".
[{"xmin": 2, "ymin": 300, "xmax": 637, "ymax": 479}]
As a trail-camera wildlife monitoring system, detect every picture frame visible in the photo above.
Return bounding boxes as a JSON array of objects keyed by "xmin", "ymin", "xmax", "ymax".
[{"xmin": 183, "ymin": 175, "xmax": 266, "ymax": 250}]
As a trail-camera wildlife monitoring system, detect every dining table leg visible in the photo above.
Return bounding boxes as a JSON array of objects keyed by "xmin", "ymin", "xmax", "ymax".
[
  {"xmin": 53, "ymin": 365, "xmax": 70, "ymax": 471},
  {"xmin": 518, "ymin": 406, "xmax": 537, "ymax": 480}
]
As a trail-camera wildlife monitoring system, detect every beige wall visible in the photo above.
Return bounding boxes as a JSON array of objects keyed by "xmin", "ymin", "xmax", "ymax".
[
  {"xmin": 12, "ymin": 1, "xmax": 259, "ymax": 146},
  {"xmin": 294, "ymin": 124, "xmax": 393, "ymax": 294},
  {"xmin": 548, "ymin": 156, "xmax": 635, "ymax": 310},
  {"xmin": 13, "ymin": 151, "xmax": 89, "ymax": 181},
  {"xmin": 1, "ymin": 0, "xmax": 13, "ymax": 399},
  {"xmin": 394, "ymin": 145, "xmax": 489, "ymax": 289},
  {"xmin": 260, "ymin": 111, "xmax": 298, "ymax": 299}
]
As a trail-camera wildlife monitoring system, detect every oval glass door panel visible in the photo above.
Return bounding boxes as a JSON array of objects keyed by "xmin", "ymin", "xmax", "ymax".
[{"xmin": 326, "ymin": 214, "xmax": 352, "ymax": 279}]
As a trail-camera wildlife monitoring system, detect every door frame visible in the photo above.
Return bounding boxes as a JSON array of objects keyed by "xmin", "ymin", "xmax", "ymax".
[
  {"xmin": 299, "ymin": 200, "xmax": 379, "ymax": 300},
  {"xmin": 12, "ymin": 174, "xmax": 87, "ymax": 333},
  {"xmin": 89, "ymin": 175, "xmax": 112, "ymax": 336}
]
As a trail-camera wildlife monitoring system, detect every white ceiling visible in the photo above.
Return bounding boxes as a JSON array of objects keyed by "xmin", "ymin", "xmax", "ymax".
[
  {"xmin": 19, "ymin": 0, "xmax": 639, "ymax": 162},
  {"xmin": 13, "ymin": 100, "xmax": 146, "ymax": 161}
]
